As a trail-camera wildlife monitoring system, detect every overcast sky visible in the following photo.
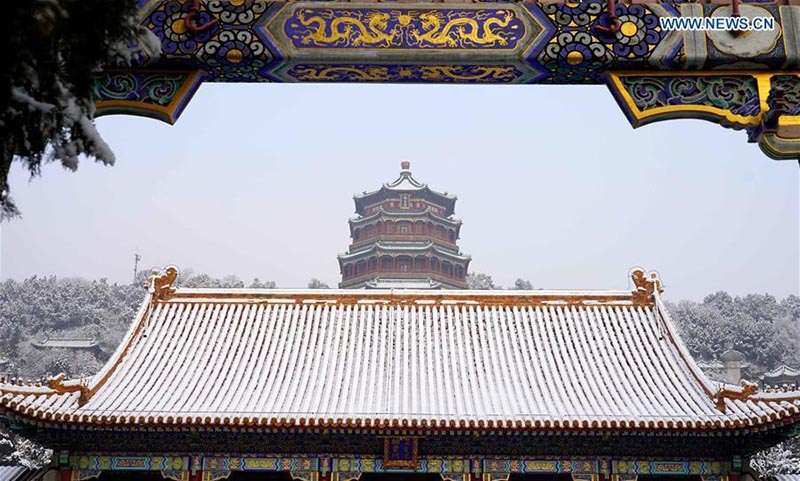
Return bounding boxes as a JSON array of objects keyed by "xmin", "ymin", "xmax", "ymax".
[{"xmin": 1, "ymin": 83, "xmax": 798, "ymax": 301}]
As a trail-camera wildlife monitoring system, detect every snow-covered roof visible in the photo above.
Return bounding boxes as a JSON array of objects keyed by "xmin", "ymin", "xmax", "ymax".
[
  {"xmin": 364, "ymin": 278, "xmax": 442, "ymax": 289},
  {"xmin": 353, "ymin": 162, "xmax": 457, "ymax": 217},
  {"xmin": 338, "ymin": 241, "xmax": 468, "ymax": 262},
  {"xmin": 765, "ymin": 365, "xmax": 800, "ymax": 379},
  {"xmin": 0, "ymin": 467, "xmax": 47, "ymax": 481},
  {"xmin": 350, "ymin": 206, "xmax": 462, "ymax": 228},
  {"xmin": 32, "ymin": 337, "xmax": 99, "ymax": 350},
  {"xmin": 0, "ymin": 468, "xmax": 29, "ymax": 481},
  {"xmin": 1, "ymin": 268, "xmax": 799, "ymax": 433}
]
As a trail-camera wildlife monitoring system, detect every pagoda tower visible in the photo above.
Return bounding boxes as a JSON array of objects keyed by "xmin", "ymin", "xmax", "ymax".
[{"xmin": 338, "ymin": 161, "xmax": 471, "ymax": 289}]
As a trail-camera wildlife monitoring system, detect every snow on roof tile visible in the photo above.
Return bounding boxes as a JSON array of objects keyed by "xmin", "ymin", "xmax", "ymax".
[{"xmin": 2, "ymin": 270, "xmax": 799, "ymax": 432}]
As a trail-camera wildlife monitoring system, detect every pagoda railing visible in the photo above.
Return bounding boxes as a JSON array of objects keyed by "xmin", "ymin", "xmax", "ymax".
[
  {"xmin": 350, "ymin": 235, "xmax": 459, "ymax": 251},
  {"xmin": 340, "ymin": 271, "xmax": 468, "ymax": 289}
]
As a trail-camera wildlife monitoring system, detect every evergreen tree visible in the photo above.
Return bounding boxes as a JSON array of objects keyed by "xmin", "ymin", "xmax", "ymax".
[
  {"xmin": 466, "ymin": 272, "xmax": 497, "ymax": 289},
  {"xmin": 1, "ymin": 0, "xmax": 160, "ymax": 219},
  {"xmin": 307, "ymin": 278, "xmax": 330, "ymax": 289}
]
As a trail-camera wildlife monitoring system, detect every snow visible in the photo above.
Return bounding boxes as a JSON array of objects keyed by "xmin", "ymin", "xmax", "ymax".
[{"xmin": 3, "ymin": 288, "xmax": 799, "ymax": 430}]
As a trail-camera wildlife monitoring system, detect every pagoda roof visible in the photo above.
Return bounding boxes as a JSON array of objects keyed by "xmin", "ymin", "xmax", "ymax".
[
  {"xmin": 364, "ymin": 278, "xmax": 443, "ymax": 289},
  {"xmin": 1, "ymin": 268, "xmax": 799, "ymax": 435},
  {"xmin": 354, "ymin": 162, "xmax": 456, "ymax": 217},
  {"xmin": 338, "ymin": 241, "xmax": 468, "ymax": 262},
  {"xmin": 32, "ymin": 336, "xmax": 99, "ymax": 350},
  {"xmin": 350, "ymin": 207, "xmax": 462, "ymax": 229},
  {"xmin": 765, "ymin": 365, "xmax": 800, "ymax": 380}
]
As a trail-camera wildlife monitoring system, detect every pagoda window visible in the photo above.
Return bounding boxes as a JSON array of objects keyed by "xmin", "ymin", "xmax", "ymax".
[
  {"xmin": 416, "ymin": 221, "xmax": 424, "ymax": 234},
  {"xmin": 376, "ymin": 221, "xmax": 383, "ymax": 234},
  {"xmin": 385, "ymin": 221, "xmax": 394, "ymax": 233},
  {"xmin": 455, "ymin": 265, "xmax": 464, "ymax": 278},
  {"xmin": 365, "ymin": 224, "xmax": 373, "ymax": 238},
  {"xmin": 442, "ymin": 262, "xmax": 453, "ymax": 277},
  {"xmin": 399, "ymin": 222, "xmax": 411, "ymax": 234},
  {"xmin": 448, "ymin": 230, "xmax": 455, "ymax": 242},
  {"xmin": 356, "ymin": 260, "xmax": 367, "ymax": 275},
  {"xmin": 426, "ymin": 221, "xmax": 434, "ymax": 235},
  {"xmin": 436, "ymin": 225, "xmax": 446, "ymax": 239},
  {"xmin": 380, "ymin": 257, "xmax": 392, "ymax": 271},
  {"xmin": 353, "ymin": 228, "xmax": 361, "ymax": 241},
  {"xmin": 415, "ymin": 257, "xmax": 425, "ymax": 271},
  {"xmin": 431, "ymin": 258, "xmax": 440, "ymax": 272},
  {"xmin": 369, "ymin": 257, "xmax": 378, "ymax": 272}
]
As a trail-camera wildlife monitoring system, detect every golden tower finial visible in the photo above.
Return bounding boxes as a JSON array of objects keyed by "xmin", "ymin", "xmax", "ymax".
[{"xmin": 401, "ymin": 160, "xmax": 411, "ymax": 172}]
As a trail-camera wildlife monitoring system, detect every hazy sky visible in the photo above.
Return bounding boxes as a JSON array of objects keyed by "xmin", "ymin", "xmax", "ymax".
[{"xmin": 1, "ymin": 83, "xmax": 798, "ymax": 301}]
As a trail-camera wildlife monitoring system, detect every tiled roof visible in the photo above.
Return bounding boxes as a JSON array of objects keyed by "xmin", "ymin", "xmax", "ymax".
[
  {"xmin": 353, "ymin": 163, "xmax": 457, "ymax": 217},
  {"xmin": 338, "ymin": 241, "xmax": 468, "ymax": 261},
  {"xmin": 0, "ymin": 467, "xmax": 28, "ymax": 481},
  {"xmin": 0, "ymin": 467, "xmax": 47, "ymax": 481},
  {"xmin": 1, "ymin": 269, "xmax": 799, "ymax": 433},
  {"xmin": 350, "ymin": 207, "xmax": 462, "ymax": 228},
  {"xmin": 765, "ymin": 365, "xmax": 800, "ymax": 379},
  {"xmin": 363, "ymin": 278, "xmax": 442, "ymax": 289},
  {"xmin": 32, "ymin": 337, "xmax": 99, "ymax": 350}
]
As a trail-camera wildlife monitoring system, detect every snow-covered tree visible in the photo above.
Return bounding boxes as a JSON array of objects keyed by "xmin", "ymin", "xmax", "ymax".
[
  {"xmin": 466, "ymin": 273, "xmax": 497, "ymax": 290},
  {"xmin": 307, "ymin": 278, "xmax": 330, "ymax": 289},
  {"xmin": 750, "ymin": 440, "xmax": 800, "ymax": 475},
  {"xmin": 250, "ymin": 278, "xmax": 276, "ymax": 288},
  {"xmin": 220, "ymin": 275, "xmax": 245, "ymax": 288},
  {"xmin": 513, "ymin": 278, "xmax": 533, "ymax": 290},
  {"xmin": 669, "ymin": 292, "xmax": 798, "ymax": 372},
  {"xmin": 1, "ymin": 0, "xmax": 160, "ymax": 219},
  {"xmin": 0, "ymin": 426, "xmax": 51, "ymax": 469}
]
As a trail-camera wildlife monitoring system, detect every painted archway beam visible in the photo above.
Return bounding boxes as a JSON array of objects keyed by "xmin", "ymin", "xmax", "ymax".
[
  {"xmin": 93, "ymin": 0, "xmax": 800, "ymax": 159},
  {"xmin": 606, "ymin": 71, "xmax": 800, "ymax": 160}
]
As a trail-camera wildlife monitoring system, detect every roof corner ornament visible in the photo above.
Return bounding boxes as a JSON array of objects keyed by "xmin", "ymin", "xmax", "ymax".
[
  {"xmin": 77, "ymin": 380, "xmax": 91, "ymax": 407},
  {"xmin": 47, "ymin": 373, "xmax": 69, "ymax": 393},
  {"xmin": 713, "ymin": 379, "xmax": 759, "ymax": 412},
  {"xmin": 47, "ymin": 373, "xmax": 92, "ymax": 406},
  {"xmin": 147, "ymin": 266, "xmax": 179, "ymax": 303},
  {"xmin": 631, "ymin": 268, "xmax": 664, "ymax": 303}
]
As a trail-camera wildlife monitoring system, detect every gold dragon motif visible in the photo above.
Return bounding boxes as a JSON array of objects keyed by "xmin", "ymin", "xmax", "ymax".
[
  {"xmin": 412, "ymin": 11, "xmax": 517, "ymax": 48},
  {"xmin": 291, "ymin": 66, "xmax": 391, "ymax": 82},
  {"xmin": 419, "ymin": 66, "xmax": 519, "ymax": 82},
  {"xmin": 294, "ymin": 9, "xmax": 398, "ymax": 47}
]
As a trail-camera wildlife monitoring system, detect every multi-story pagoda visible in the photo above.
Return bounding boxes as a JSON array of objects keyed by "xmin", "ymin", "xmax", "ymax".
[{"xmin": 338, "ymin": 161, "xmax": 470, "ymax": 289}]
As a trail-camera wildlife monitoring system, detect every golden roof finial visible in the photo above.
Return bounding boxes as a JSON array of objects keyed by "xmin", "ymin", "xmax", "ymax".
[
  {"xmin": 400, "ymin": 160, "xmax": 411, "ymax": 172},
  {"xmin": 147, "ymin": 265, "xmax": 179, "ymax": 303}
]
